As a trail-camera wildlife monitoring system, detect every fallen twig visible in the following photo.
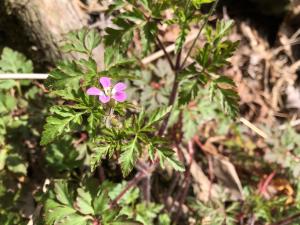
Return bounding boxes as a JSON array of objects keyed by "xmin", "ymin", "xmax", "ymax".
[{"xmin": 239, "ymin": 117, "xmax": 269, "ymax": 139}]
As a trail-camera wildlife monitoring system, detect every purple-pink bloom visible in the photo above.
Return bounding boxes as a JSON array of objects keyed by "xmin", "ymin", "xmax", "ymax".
[{"xmin": 86, "ymin": 77, "xmax": 127, "ymax": 103}]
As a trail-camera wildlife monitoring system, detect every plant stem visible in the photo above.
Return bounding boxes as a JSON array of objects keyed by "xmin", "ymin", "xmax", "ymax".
[
  {"xmin": 109, "ymin": 1, "xmax": 220, "ymax": 204},
  {"xmin": 159, "ymin": 1, "xmax": 220, "ymax": 135},
  {"xmin": 158, "ymin": 81, "xmax": 179, "ymax": 135},
  {"xmin": 158, "ymin": 50, "xmax": 182, "ymax": 135},
  {"xmin": 180, "ymin": 0, "xmax": 220, "ymax": 70},
  {"xmin": 105, "ymin": 107, "xmax": 114, "ymax": 128},
  {"xmin": 109, "ymin": 172, "xmax": 146, "ymax": 208},
  {"xmin": 172, "ymin": 141, "xmax": 194, "ymax": 224},
  {"xmin": 109, "ymin": 162, "xmax": 157, "ymax": 208},
  {"xmin": 155, "ymin": 36, "xmax": 175, "ymax": 71}
]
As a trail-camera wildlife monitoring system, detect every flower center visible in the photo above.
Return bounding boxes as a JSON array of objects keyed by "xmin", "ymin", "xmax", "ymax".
[{"xmin": 104, "ymin": 87, "xmax": 112, "ymax": 96}]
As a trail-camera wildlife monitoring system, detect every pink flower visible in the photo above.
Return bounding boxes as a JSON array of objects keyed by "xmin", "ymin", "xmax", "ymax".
[{"xmin": 86, "ymin": 77, "xmax": 127, "ymax": 103}]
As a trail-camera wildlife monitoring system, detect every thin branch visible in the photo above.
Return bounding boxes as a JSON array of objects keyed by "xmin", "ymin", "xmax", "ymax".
[
  {"xmin": 155, "ymin": 36, "xmax": 175, "ymax": 70},
  {"xmin": 180, "ymin": 0, "xmax": 220, "ymax": 70},
  {"xmin": 109, "ymin": 172, "xmax": 146, "ymax": 208},
  {"xmin": 109, "ymin": 162, "xmax": 158, "ymax": 208},
  {"xmin": 158, "ymin": 81, "xmax": 178, "ymax": 136},
  {"xmin": 165, "ymin": 173, "xmax": 180, "ymax": 210},
  {"xmin": 158, "ymin": 50, "xmax": 182, "ymax": 135},
  {"xmin": 173, "ymin": 177, "xmax": 191, "ymax": 225},
  {"xmin": 172, "ymin": 141, "xmax": 194, "ymax": 224},
  {"xmin": 141, "ymin": 33, "xmax": 197, "ymax": 65}
]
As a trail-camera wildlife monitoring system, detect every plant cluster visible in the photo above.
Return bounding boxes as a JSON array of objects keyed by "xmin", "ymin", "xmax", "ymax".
[{"xmin": 1, "ymin": 0, "xmax": 300, "ymax": 225}]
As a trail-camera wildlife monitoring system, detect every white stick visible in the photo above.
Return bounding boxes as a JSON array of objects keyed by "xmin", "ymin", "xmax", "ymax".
[
  {"xmin": 239, "ymin": 117, "xmax": 269, "ymax": 139},
  {"xmin": 0, "ymin": 32, "xmax": 199, "ymax": 80},
  {"xmin": 0, "ymin": 74, "xmax": 49, "ymax": 80}
]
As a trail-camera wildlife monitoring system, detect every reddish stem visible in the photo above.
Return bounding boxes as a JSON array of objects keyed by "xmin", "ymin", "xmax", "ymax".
[
  {"xmin": 172, "ymin": 141, "xmax": 194, "ymax": 224},
  {"xmin": 109, "ymin": 172, "xmax": 146, "ymax": 208},
  {"xmin": 93, "ymin": 218, "xmax": 100, "ymax": 225},
  {"xmin": 258, "ymin": 171, "xmax": 276, "ymax": 196}
]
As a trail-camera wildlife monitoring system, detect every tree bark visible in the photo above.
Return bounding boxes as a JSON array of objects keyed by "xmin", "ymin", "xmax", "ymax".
[{"xmin": 2, "ymin": 0, "xmax": 103, "ymax": 66}]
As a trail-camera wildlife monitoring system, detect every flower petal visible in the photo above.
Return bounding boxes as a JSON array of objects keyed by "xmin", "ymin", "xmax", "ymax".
[
  {"xmin": 87, "ymin": 87, "xmax": 101, "ymax": 96},
  {"xmin": 99, "ymin": 77, "xmax": 111, "ymax": 88},
  {"xmin": 112, "ymin": 91, "xmax": 127, "ymax": 102},
  {"xmin": 99, "ymin": 94, "xmax": 110, "ymax": 103},
  {"xmin": 113, "ymin": 82, "xmax": 127, "ymax": 92}
]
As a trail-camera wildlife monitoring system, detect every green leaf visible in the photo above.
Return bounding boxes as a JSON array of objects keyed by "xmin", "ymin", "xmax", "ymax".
[
  {"xmin": 0, "ymin": 47, "xmax": 33, "ymax": 73},
  {"xmin": 108, "ymin": 182, "xmax": 139, "ymax": 205},
  {"xmin": 119, "ymin": 8, "xmax": 144, "ymax": 23},
  {"xmin": 178, "ymin": 64, "xmax": 208, "ymax": 104},
  {"xmin": 104, "ymin": 18, "xmax": 136, "ymax": 50},
  {"xmin": 76, "ymin": 188, "xmax": 94, "ymax": 215},
  {"xmin": 102, "ymin": 207, "xmax": 122, "ymax": 224},
  {"xmin": 215, "ymin": 75, "xmax": 237, "ymax": 86},
  {"xmin": 93, "ymin": 191, "xmax": 109, "ymax": 216},
  {"xmin": 141, "ymin": 21, "xmax": 157, "ymax": 54},
  {"xmin": 175, "ymin": 23, "xmax": 189, "ymax": 53},
  {"xmin": 214, "ymin": 19, "xmax": 234, "ymax": 42},
  {"xmin": 192, "ymin": 0, "xmax": 215, "ymax": 8},
  {"xmin": 45, "ymin": 199, "xmax": 77, "ymax": 225},
  {"xmin": 178, "ymin": 79, "xmax": 200, "ymax": 105},
  {"xmin": 60, "ymin": 213, "xmax": 90, "ymax": 225},
  {"xmin": 135, "ymin": 202, "xmax": 163, "ymax": 225},
  {"xmin": 111, "ymin": 220, "xmax": 143, "ymax": 225},
  {"xmin": 120, "ymin": 137, "xmax": 139, "ymax": 177},
  {"xmin": 90, "ymin": 146, "xmax": 111, "ymax": 172},
  {"xmin": 54, "ymin": 180, "xmax": 73, "ymax": 206},
  {"xmin": 41, "ymin": 106, "xmax": 83, "ymax": 145},
  {"xmin": 6, "ymin": 153, "xmax": 27, "ymax": 175},
  {"xmin": 209, "ymin": 76, "xmax": 239, "ymax": 119},
  {"xmin": 0, "ymin": 80, "xmax": 18, "ymax": 90},
  {"xmin": 48, "ymin": 61, "xmax": 84, "ymax": 90},
  {"xmin": 174, "ymin": 7, "xmax": 190, "ymax": 53},
  {"xmin": 104, "ymin": 46, "xmax": 135, "ymax": 70},
  {"xmin": 62, "ymin": 29, "xmax": 87, "ymax": 54},
  {"xmin": 143, "ymin": 106, "xmax": 172, "ymax": 130},
  {"xmin": 62, "ymin": 28, "xmax": 100, "ymax": 55},
  {"xmin": 156, "ymin": 147, "xmax": 185, "ymax": 172},
  {"xmin": 159, "ymin": 214, "xmax": 171, "ymax": 225},
  {"xmin": 85, "ymin": 29, "xmax": 101, "ymax": 53},
  {"xmin": 139, "ymin": 0, "xmax": 150, "ymax": 10}
]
